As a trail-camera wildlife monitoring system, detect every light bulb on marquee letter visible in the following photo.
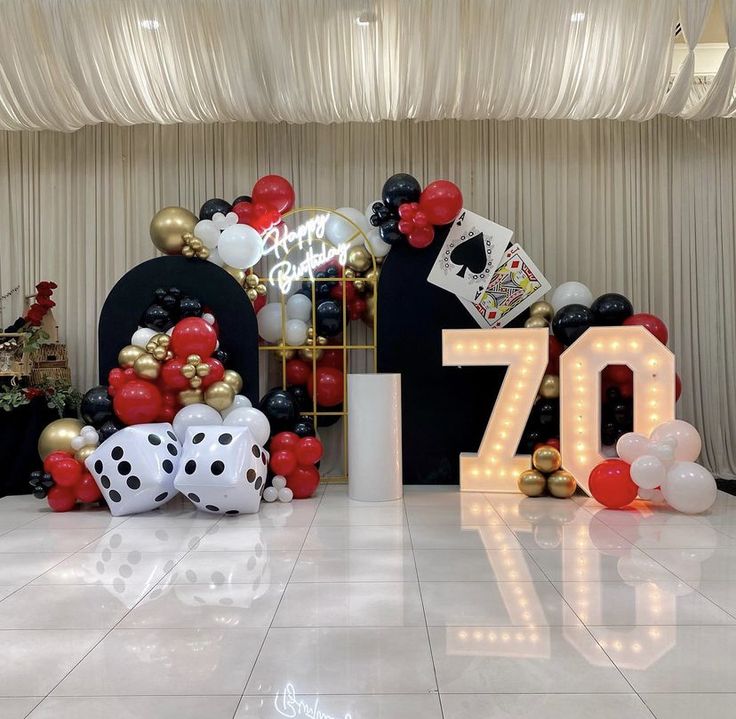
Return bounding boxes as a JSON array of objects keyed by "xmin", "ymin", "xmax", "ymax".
[
  {"xmin": 443, "ymin": 328, "xmax": 548, "ymax": 493},
  {"xmin": 560, "ymin": 326, "xmax": 675, "ymax": 495}
]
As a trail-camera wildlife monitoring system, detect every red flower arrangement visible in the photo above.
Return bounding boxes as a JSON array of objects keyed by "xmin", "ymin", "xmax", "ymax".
[{"xmin": 24, "ymin": 281, "xmax": 57, "ymax": 327}]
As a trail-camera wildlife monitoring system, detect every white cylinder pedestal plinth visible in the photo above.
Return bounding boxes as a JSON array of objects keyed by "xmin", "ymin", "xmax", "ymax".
[{"xmin": 347, "ymin": 373, "xmax": 403, "ymax": 502}]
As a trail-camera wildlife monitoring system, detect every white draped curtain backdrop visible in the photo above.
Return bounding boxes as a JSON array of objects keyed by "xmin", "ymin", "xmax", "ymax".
[{"xmin": 0, "ymin": 118, "xmax": 735, "ymax": 478}]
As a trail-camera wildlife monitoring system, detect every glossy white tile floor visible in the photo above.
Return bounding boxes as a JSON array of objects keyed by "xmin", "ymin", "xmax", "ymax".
[{"xmin": 3, "ymin": 487, "xmax": 736, "ymax": 718}]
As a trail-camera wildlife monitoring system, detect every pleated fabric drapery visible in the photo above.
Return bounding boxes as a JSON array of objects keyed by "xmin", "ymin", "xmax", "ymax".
[{"xmin": 0, "ymin": 118, "xmax": 734, "ymax": 478}]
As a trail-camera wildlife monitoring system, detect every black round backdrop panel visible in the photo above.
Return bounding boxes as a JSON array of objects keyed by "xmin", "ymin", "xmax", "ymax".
[
  {"xmin": 377, "ymin": 226, "xmax": 513, "ymax": 485},
  {"xmin": 98, "ymin": 256, "xmax": 259, "ymax": 405}
]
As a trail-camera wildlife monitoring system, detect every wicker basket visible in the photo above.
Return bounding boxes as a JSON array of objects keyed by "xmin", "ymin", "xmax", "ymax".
[
  {"xmin": 30, "ymin": 366, "xmax": 72, "ymax": 385},
  {"xmin": 0, "ymin": 333, "xmax": 31, "ymax": 378},
  {"xmin": 32, "ymin": 343, "xmax": 68, "ymax": 365}
]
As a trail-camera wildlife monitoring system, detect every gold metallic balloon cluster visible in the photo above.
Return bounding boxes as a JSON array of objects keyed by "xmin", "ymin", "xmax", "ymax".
[
  {"xmin": 181, "ymin": 354, "xmax": 210, "ymax": 390},
  {"xmin": 244, "ymin": 272, "xmax": 268, "ymax": 303},
  {"xmin": 524, "ymin": 301, "xmax": 559, "ymax": 399},
  {"xmin": 344, "ymin": 261, "xmax": 380, "ymax": 324},
  {"xmin": 181, "ymin": 232, "xmax": 210, "ymax": 260},
  {"xmin": 179, "ymin": 369, "xmax": 243, "ymax": 411},
  {"xmin": 518, "ymin": 445, "xmax": 577, "ymax": 499},
  {"xmin": 118, "ymin": 333, "xmax": 175, "ymax": 382},
  {"xmin": 298, "ymin": 326, "xmax": 328, "ymax": 362}
]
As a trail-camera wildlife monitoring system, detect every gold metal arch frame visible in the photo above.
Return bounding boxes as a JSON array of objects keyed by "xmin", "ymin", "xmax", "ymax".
[{"xmin": 258, "ymin": 207, "xmax": 378, "ymax": 483}]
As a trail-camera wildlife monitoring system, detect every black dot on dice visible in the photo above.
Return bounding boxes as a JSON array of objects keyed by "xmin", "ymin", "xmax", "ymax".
[
  {"xmin": 118, "ymin": 461, "xmax": 131, "ymax": 476},
  {"xmin": 162, "ymin": 459, "xmax": 173, "ymax": 473},
  {"xmin": 218, "ymin": 433, "xmax": 233, "ymax": 445},
  {"xmin": 126, "ymin": 476, "xmax": 141, "ymax": 490},
  {"xmin": 187, "ymin": 492, "xmax": 200, "ymax": 503},
  {"xmin": 211, "ymin": 461, "xmax": 224, "ymax": 476},
  {"xmin": 111, "ymin": 446, "xmax": 124, "ymax": 460},
  {"xmin": 254, "ymin": 476, "xmax": 263, "ymax": 491},
  {"xmin": 148, "ymin": 434, "xmax": 162, "ymax": 446},
  {"xmin": 252, "ymin": 445, "xmax": 261, "ymax": 458},
  {"xmin": 155, "ymin": 492, "xmax": 168, "ymax": 502},
  {"xmin": 193, "ymin": 432, "xmax": 205, "ymax": 444},
  {"xmin": 185, "ymin": 460, "xmax": 197, "ymax": 474},
  {"xmin": 100, "ymin": 475, "xmax": 110, "ymax": 489},
  {"xmin": 226, "ymin": 509, "xmax": 239, "ymax": 515},
  {"xmin": 109, "ymin": 490, "xmax": 122, "ymax": 502},
  {"xmin": 205, "ymin": 504, "xmax": 220, "ymax": 512},
  {"xmin": 167, "ymin": 443, "xmax": 178, "ymax": 456},
  {"xmin": 246, "ymin": 469, "xmax": 256, "ymax": 483},
  {"xmin": 167, "ymin": 430, "xmax": 177, "ymax": 441},
  {"xmin": 94, "ymin": 460, "xmax": 103, "ymax": 473}
]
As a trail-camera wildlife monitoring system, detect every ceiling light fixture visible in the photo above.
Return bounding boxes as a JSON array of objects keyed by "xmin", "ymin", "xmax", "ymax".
[
  {"xmin": 140, "ymin": 19, "xmax": 160, "ymax": 30},
  {"xmin": 355, "ymin": 10, "xmax": 377, "ymax": 26},
  {"xmin": 570, "ymin": 12, "xmax": 586, "ymax": 23}
]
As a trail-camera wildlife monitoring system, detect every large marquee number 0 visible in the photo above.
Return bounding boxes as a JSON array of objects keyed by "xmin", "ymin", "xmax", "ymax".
[{"xmin": 442, "ymin": 326, "xmax": 675, "ymax": 495}]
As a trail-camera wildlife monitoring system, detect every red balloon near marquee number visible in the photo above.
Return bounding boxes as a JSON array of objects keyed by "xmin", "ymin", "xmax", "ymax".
[
  {"xmin": 296, "ymin": 436, "xmax": 323, "ymax": 466},
  {"xmin": 622, "ymin": 313, "xmax": 669, "ymax": 345},
  {"xmin": 675, "ymin": 372, "xmax": 682, "ymax": 401},
  {"xmin": 589, "ymin": 459, "xmax": 638, "ymax": 509},
  {"xmin": 47, "ymin": 486, "xmax": 77, "ymax": 512},
  {"xmin": 547, "ymin": 335, "xmax": 564, "ymax": 375},
  {"xmin": 285, "ymin": 359, "xmax": 312, "ymax": 386},
  {"xmin": 52, "ymin": 457, "xmax": 83, "ymax": 487},
  {"xmin": 251, "ymin": 175, "xmax": 295, "ymax": 214},
  {"xmin": 76, "ymin": 473, "xmax": 103, "ymax": 503},
  {"xmin": 113, "ymin": 380, "xmax": 163, "ymax": 425},
  {"xmin": 286, "ymin": 465, "xmax": 320, "ymax": 499},
  {"xmin": 307, "ymin": 367, "xmax": 344, "ymax": 407},
  {"xmin": 419, "ymin": 180, "xmax": 463, "ymax": 225},
  {"xmin": 270, "ymin": 431, "xmax": 300, "ymax": 452},
  {"xmin": 270, "ymin": 449, "xmax": 298, "ymax": 477},
  {"xmin": 170, "ymin": 317, "xmax": 218, "ymax": 358}
]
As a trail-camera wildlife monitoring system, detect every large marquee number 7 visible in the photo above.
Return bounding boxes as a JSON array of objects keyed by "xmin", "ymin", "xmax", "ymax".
[{"xmin": 443, "ymin": 326, "xmax": 675, "ymax": 494}]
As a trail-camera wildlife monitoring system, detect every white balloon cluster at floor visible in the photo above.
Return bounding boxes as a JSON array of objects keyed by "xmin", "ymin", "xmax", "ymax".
[
  {"xmin": 193, "ymin": 211, "xmax": 264, "ymax": 270},
  {"xmin": 257, "ymin": 296, "xmax": 312, "ymax": 345},
  {"xmin": 617, "ymin": 420, "xmax": 717, "ymax": 514}
]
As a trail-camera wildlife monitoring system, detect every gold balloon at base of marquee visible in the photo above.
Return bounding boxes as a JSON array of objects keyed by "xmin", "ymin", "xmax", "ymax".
[
  {"xmin": 547, "ymin": 470, "xmax": 577, "ymax": 498},
  {"xmin": 519, "ymin": 444, "xmax": 576, "ymax": 499},
  {"xmin": 532, "ymin": 445, "xmax": 562, "ymax": 474},
  {"xmin": 38, "ymin": 418, "xmax": 83, "ymax": 461},
  {"xmin": 539, "ymin": 373, "xmax": 559, "ymax": 399},
  {"xmin": 518, "ymin": 469, "xmax": 547, "ymax": 497}
]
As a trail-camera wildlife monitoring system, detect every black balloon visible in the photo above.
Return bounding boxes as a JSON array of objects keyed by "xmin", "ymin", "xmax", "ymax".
[
  {"xmin": 81, "ymin": 385, "xmax": 114, "ymax": 427},
  {"xmin": 590, "ymin": 293, "xmax": 634, "ymax": 326},
  {"xmin": 534, "ymin": 398, "xmax": 559, "ymax": 430},
  {"xmin": 212, "ymin": 348, "xmax": 229, "ymax": 364},
  {"xmin": 160, "ymin": 293, "xmax": 179, "ymax": 312},
  {"xmin": 369, "ymin": 201, "xmax": 394, "ymax": 227},
  {"xmin": 519, "ymin": 428, "xmax": 544, "ymax": 454},
  {"xmin": 551, "ymin": 304, "xmax": 593, "ymax": 346},
  {"xmin": 382, "ymin": 173, "xmax": 422, "ymax": 209},
  {"xmin": 293, "ymin": 415, "xmax": 316, "ymax": 437},
  {"xmin": 316, "ymin": 404, "xmax": 342, "ymax": 428},
  {"xmin": 232, "ymin": 194, "xmax": 252, "ymax": 206},
  {"xmin": 98, "ymin": 418, "xmax": 125, "ymax": 442},
  {"xmin": 287, "ymin": 384, "xmax": 312, "ymax": 413},
  {"xmin": 259, "ymin": 388, "xmax": 299, "ymax": 434},
  {"xmin": 178, "ymin": 296, "xmax": 203, "ymax": 317},
  {"xmin": 379, "ymin": 218, "xmax": 404, "ymax": 245},
  {"xmin": 601, "ymin": 420, "xmax": 618, "ymax": 447},
  {"xmin": 140, "ymin": 303, "xmax": 174, "ymax": 332},
  {"xmin": 316, "ymin": 300, "xmax": 342, "ymax": 337},
  {"xmin": 199, "ymin": 198, "xmax": 232, "ymax": 220}
]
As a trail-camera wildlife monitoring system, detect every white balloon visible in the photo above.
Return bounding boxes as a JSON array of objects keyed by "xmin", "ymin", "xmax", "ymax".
[
  {"xmin": 218, "ymin": 223, "xmax": 264, "ymax": 269},
  {"xmin": 193, "ymin": 219, "xmax": 221, "ymax": 249},
  {"xmin": 131, "ymin": 327, "xmax": 157, "ymax": 348},
  {"xmin": 366, "ymin": 227, "xmax": 391, "ymax": 258},
  {"xmin": 173, "ymin": 404, "xmax": 222, "ymax": 438},
  {"xmin": 550, "ymin": 281, "xmax": 594, "ymax": 310},
  {"xmin": 638, "ymin": 487, "xmax": 664, "ymax": 502},
  {"xmin": 650, "ymin": 442, "xmax": 675, "ymax": 467},
  {"xmin": 278, "ymin": 487, "xmax": 294, "ymax": 503},
  {"xmin": 325, "ymin": 207, "xmax": 370, "ymax": 246},
  {"xmin": 286, "ymin": 294, "xmax": 312, "ymax": 322},
  {"xmin": 207, "ymin": 247, "xmax": 224, "ymax": 267},
  {"xmin": 263, "ymin": 486, "xmax": 278, "ymax": 503},
  {"xmin": 201, "ymin": 312, "xmax": 215, "ymax": 326},
  {"xmin": 630, "ymin": 454, "xmax": 666, "ymax": 489},
  {"xmin": 616, "ymin": 432, "xmax": 652, "ymax": 464},
  {"xmin": 81, "ymin": 428, "xmax": 99, "ymax": 446},
  {"xmin": 257, "ymin": 302, "xmax": 285, "ymax": 344},
  {"xmin": 662, "ymin": 461, "xmax": 717, "ymax": 514},
  {"xmin": 220, "ymin": 394, "xmax": 252, "ymax": 418},
  {"xmin": 650, "ymin": 420, "xmax": 702, "ymax": 462},
  {"xmin": 70, "ymin": 435, "xmax": 85, "ymax": 451},
  {"xmin": 222, "ymin": 407, "xmax": 271, "ymax": 445},
  {"xmin": 285, "ymin": 319, "xmax": 308, "ymax": 346},
  {"xmin": 272, "ymin": 475, "xmax": 287, "ymax": 490}
]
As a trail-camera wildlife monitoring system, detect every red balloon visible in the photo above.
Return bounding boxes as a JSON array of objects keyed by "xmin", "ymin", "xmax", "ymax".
[
  {"xmin": 43, "ymin": 450, "xmax": 73, "ymax": 474},
  {"xmin": 47, "ymin": 486, "xmax": 77, "ymax": 512},
  {"xmin": 76, "ymin": 473, "xmax": 102, "ymax": 503},
  {"xmin": 52, "ymin": 457, "xmax": 83, "ymax": 488},
  {"xmin": 170, "ymin": 317, "xmax": 217, "ymax": 358},
  {"xmin": 161, "ymin": 391, "xmax": 179, "ymax": 407},
  {"xmin": 251, "ymin": 174, "xmax": 295, "ymax": 214},
  {"xmin": 270, "ymin": 449, "xmax": 298, "ymax": 476},
  {"xmin": 286, "ymin": 359, "xmax": 312, "ymax": 386},
  {"xmin": 408, "ymin": 226, "xmax": 435, "ymax": 249},
  {"xmin": 113, "ymin": 380, "xmax": 163, "ymax": 425},
  {"xmin": 330, "ymin": 282, "xmax": 357, "ymax": 303},
  {"xmin": 201, "ymin": 358, "xmax": 225, "ymax": 388},
  {"xmin": 318, "ymin": 349, "xmax": 344, "ymax": 371},
  {"xmin": 603, "ymin": 364, "xmax": 633, "ymax": 386},
  {"xmin": 286, "ymin": 465, "xmax": 320, "ymax": 499},
  {"xmin": 547, "ymin": 336, "xmax": 564, "ymax": 375},
  {"xmin": 307, "ymin": 367, "xmax": 344, "ymax": 407},
  {"xmin": 419, "ymin": 180, "xmax": 463, "ymax": 225},
  {"xmin": 623, "ymin": 313, "xmax": 668, "ymax": 345},
  {"xmin": 545, "ymin": 438, "xmax": 561, "ymax": 450},
  {"xmin": 348, "ymin": 298, "xmax": 367, "ymax": 322},
  {"xmin": 589, "ymin": 459, "xmax": 638, "ymax": 509},
  {"xmin": 160, "ymin": 358, "xmax": 189, "ymax": 391},
  {"xmin": 296, "ymin": 436, "xmax": 323, "ymax": 466},
  {"xmin": 157, "ymin": 406, "xmax": 176, "ymax": 423},
  {"xmin": 270, "ymin": 431, "xmax": 300, "ymax": 452},
  {"xmin": 232, "ymin": 200, "xmax": 259, "ymax": 227},
  {"xmin": 675, "ymin": 372, "xmax": 682, "ymax": 401},
  {"xmin": 619, "ymin": 381, "xmax": 634, "ymax": 399},
  {"xmin": 108, "ymin": 368, "xmax": 126, "ymax": 395}
]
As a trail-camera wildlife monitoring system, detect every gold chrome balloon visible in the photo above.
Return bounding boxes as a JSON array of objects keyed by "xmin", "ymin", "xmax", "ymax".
[
  {"xmin": 275, "ymin": 343, "xmax": 296, "ymax": 361},
  {"xmin": 524, "ymin": 315, "xmax": 549, "ymax": 329},
  {"xmin": 118, "ymin": 345, "xmax": 145, "ymax": 368},
  {"xmin": 532, "ymin": 445, "xmax": 562, "ymax": 474},
  {"xmin": 353, "ymin": 279, "xmax": 366, "ymax": 293},
  {"xmin": 346, "ymin": 246, "xmax": 372, "ymax": 273},
  {"xmin": 204, "ymin": 381, "xmax": 235, "ymax": 411},
  {"xmin": 298, "ymin": 346, "xmax": 324, "ymax": 362},
  {"xmin": 363, "ymin": 268, "xmax": 379, "ymax": 295},
  {"xmin": 150, "ymin": 206, "xmax": 198, "ymax": 255},
  {"xmin": 38, "ymin": 418, "xmax": 83, "ymax": 461},
  {"xmin": 363, "ymin": 293, "xmax": 376, "ymax": 325},
  {"xmin": 547, "ymin": 470, "xmax": 577, "ymax": 498},
  {"xmin": 539, "ymin": 374, "xmax": 560, "ymax": 399},
  {"xmin": 178, "ymin": 388, "xmax": 204, "ymax": 406},
  {"xmin": 181, "ymin": 364, "xmax": 196, "ymax": 380},
  {"xmin": 518, "ymin": 469, "xmax": 546, "ymax": 497},
  {"xmin": 244, "ymin": 274, "xmax": 259, "ymax": 289},
  {"xmin": 133, "ymin": 353, "xmax": 160, "ymax": 380},
  {"xmin": 74, "ymin": 446, "xmax": 96, "ymax": 463},
  {"xmin": 223, "ymin": 264, "xmax": 246, "ymax": 285},
  {"xmin": 530, "ymin": 300, "xmax": 554, "ymax": 322},
  {"xmin": 246, "ymin": 288, "xmax": 258, "ymax": 302},
  {"xmin": 343, "ymin": 268, "xmax": 356, "ymax": 279},
  {"xmin": 222, "ymin": 369, "xmax": 243, "ymax": 393}
]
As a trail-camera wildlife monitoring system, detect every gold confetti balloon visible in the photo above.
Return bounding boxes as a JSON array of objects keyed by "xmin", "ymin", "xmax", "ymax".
[
  {"xmin": 532, "ymin": 445, "xmax": 562, "ymax": 474},
  {"xmin": 547, "ymin": 470, "xmax": 577, "ymax": 498},
  {"xmin": 150, "ymin": 206, "xmax": 198, "ymax": 255},
  {"xmin": 518, "ymin": 469, "xmax": 547, "ymax": 497},
  {"xmin": 539, "ymin": 373, "xmax": 560, "ymax": 399},
  {"xmin": 530, "ymin": 300, "xmax": 554, "ymax": 322}
]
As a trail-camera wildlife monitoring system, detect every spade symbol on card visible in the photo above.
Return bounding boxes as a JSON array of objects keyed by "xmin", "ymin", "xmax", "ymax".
[{"xmin": 450, "ymin": 233, "xmax": 486, "ymax": 278}]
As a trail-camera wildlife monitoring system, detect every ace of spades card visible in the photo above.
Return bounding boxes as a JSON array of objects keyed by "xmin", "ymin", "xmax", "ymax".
[{"xmin": 427, "ymin": 209, "xmax": 512, "ymax": 301}]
